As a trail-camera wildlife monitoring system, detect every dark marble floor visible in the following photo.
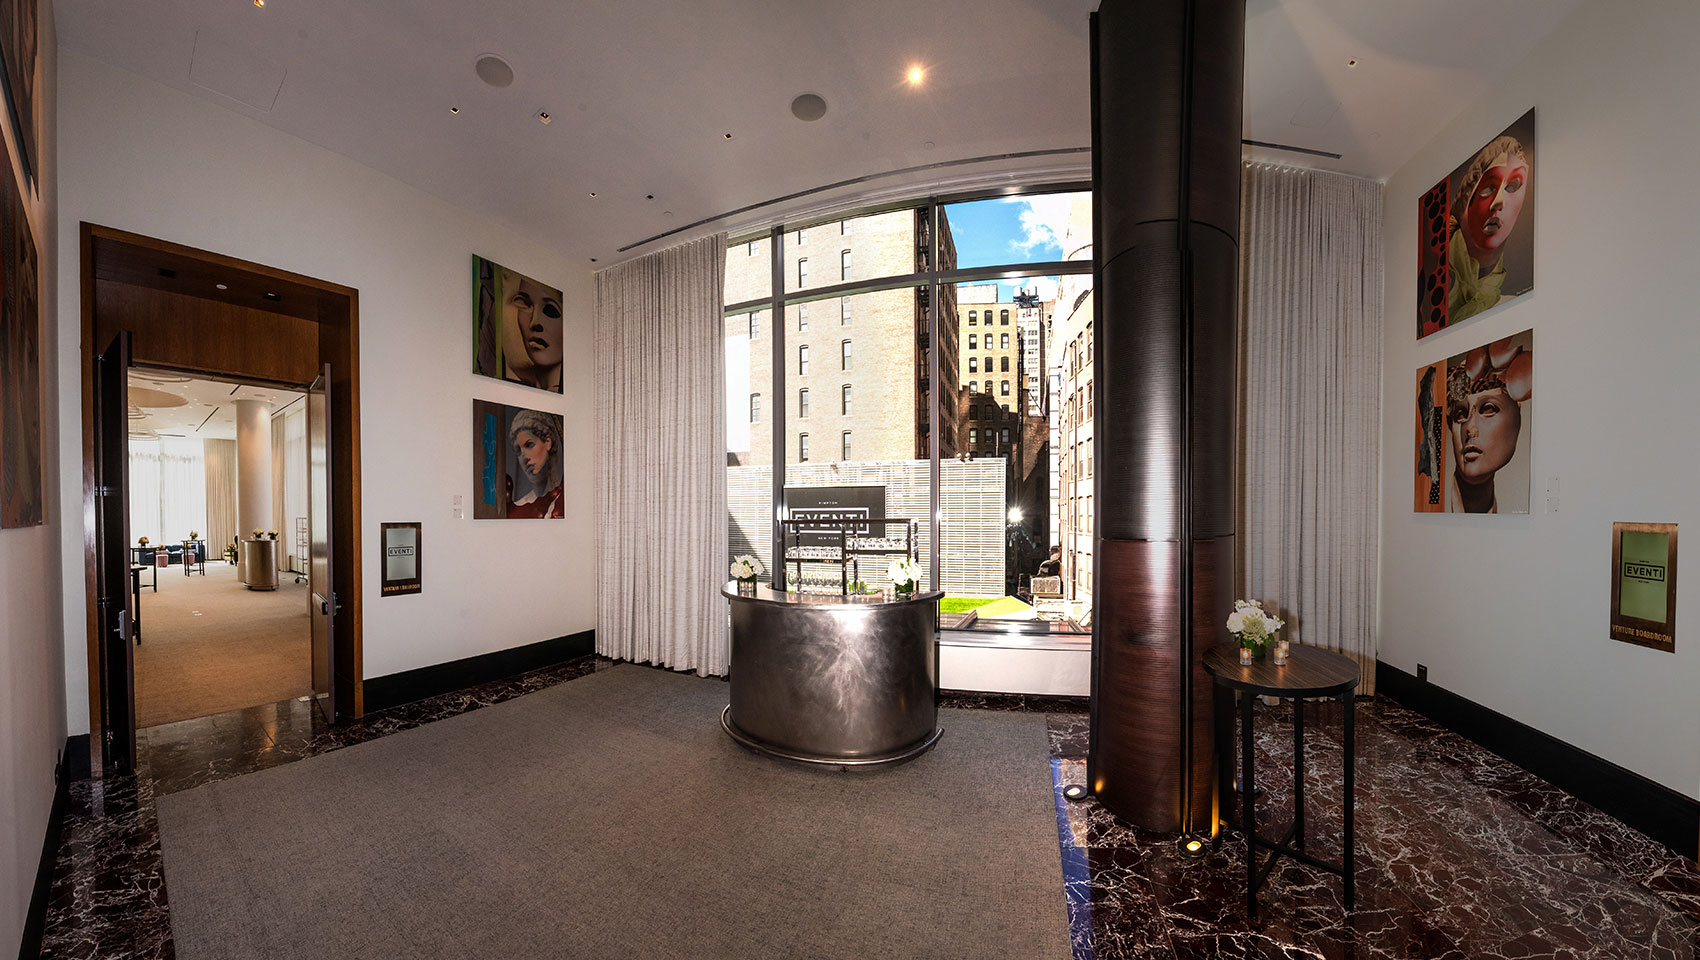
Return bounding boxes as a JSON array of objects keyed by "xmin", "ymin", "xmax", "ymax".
[{"xmin": 37, "ymin": 659, "xmax": 1700, "ymax": 959}]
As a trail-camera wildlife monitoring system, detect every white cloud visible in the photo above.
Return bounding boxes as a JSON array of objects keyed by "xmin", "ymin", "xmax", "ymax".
[
  {"xmin": 1003, "ymin": 195, "xmax": 1076, "ymax": 258},
  {"xmin": 1005, "ymin": 276, "xmax": 1060, "ymax": 302}
]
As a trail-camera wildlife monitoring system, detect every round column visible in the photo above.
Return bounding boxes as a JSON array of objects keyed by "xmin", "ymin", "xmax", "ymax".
[{"xmin": 235, "ymin": 398, "xmax": 274, "ymax": 540}]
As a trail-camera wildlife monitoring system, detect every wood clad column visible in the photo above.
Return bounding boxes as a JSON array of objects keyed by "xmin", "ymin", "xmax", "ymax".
[{"xmin": 1087, "ymin": 0, "xmax": 1245, "ymax": 834}]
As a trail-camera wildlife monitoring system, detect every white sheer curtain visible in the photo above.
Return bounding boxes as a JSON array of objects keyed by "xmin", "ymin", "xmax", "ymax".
[
  {"xmin": 129, "ymin": 438, "xmax": 207, "ymax": 547},
  {"xmin": 1239, "ymin": 163, "xmax": 1383, "ymax": 690},
  {"xmin": 595, "ymin": 233, "xmax": 729, "ymax": 675},
  {"xmin": 203, "ymin": 439, "xmax": 237, "ymax": 559}
]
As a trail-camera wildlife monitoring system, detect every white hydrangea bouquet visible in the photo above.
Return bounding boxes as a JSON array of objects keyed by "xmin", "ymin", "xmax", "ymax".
[
  {"xmin": 730, "ymin": 555, "xmax": 762, "ymax": 586},
  {"xmin": 1226, "ymin": 599, "xmax": 1284, "ymax": 657},
  {"xmin": 887, "ymin": 557, "xmax": 922, "ymax": 597}
]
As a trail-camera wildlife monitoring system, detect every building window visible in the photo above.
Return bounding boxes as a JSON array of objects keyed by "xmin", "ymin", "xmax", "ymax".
[
  {"xmin": 1000, "ymin": 309, "xmax": 1010, "ymax": 324},
  {"xmin": 841, "ymin": 340, "xmax": 852, "ymax": 371},
  {"xmin": 799, "ymin": 344, "xmax": 809, "ymax": 375},
  {"xmin": 970, "ymin": 428, "xmax": 979, "ymax": 444},
  {"xmin": 797, "ymin": 227, "xmax": 807, "ymax": 245},
  {"xmin": 798, "ymin": 304, "xmax": 809, "ymax": 331},
  {"xmin": 800, "ymin": 433, "xmax": 810, "ymax": 461},
  {"xmin": 841, "ymin": 431, "xmax": 852, "ymax": 460},
  {"xmin": 1000, "ymin": 333, "xmax": 1009, "ymax": 349},
  {"xmin": 968, "ymin": 357, "xmax": 978, "ymax": 373},
  {"xmin": 841, "ymin": 384, "xmax": 852, "ymax": 415},
  {"xmin": 750, "ymin": 393, "xmax": 761, "ymax": 423},
  {"xmin": 984, "ymin": 356, "xmax": 992, "ymax": 372},
  {"xmin": 969, "ymin": 404, "xmax": 979, "ymax": 421},
  {"xmin": 799, "ymin": 388, "xmax": 810, "ymax": 418},
  {"xmin": 1002, "ymin": 403, "xmax": 1010, "ymax": 416},
  {"xmin": 747, "ymin": 240, "xmax": 757, "ymax": 256},
  {"xmin": 841, "ymin": 249, "xmax": 852, "ymax": 281},
  {"xmin": 968, "ymin": 310, "xmax": 977, "ymax": 324},
  {"xmin": 1086, "ymin": 379, "xmax": 1094, "ymax": 422},
  {"xmin": 1000, "ymin": 356, "xmax": 1009, "ymax": 372},
  {"xmin": 749, "ymin": 312, "xmax": 760, "ymax": 339},
  {"xmin": 968, "ymin": 333, "xmax": 977, "ymax": 350},
  {"xmin": 968, "ymin": 380, "xmax": 977, "ymax": 393},
  {"xmin": 1000, "ymin": 428, "xmax": 1011, "ymax": 445},
  {"xmin": 840, "ymin": 219, "xmax": 848, "ymax": 235},
  {"xmin": 841, "ymin": 297, "xmax": 851, "ymax": 324},
  {"xmin": 798, "ymin": 259, "xmax": 808, "ymax": 287},
  {"xmin": 1001, "ymin": 380, "xmax": 1010, "ymax": 396}
]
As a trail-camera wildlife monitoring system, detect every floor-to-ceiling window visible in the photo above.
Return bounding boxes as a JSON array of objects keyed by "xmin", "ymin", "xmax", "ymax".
[{"xmin": 725, "ymin": 187, "xmax": 1093, "ymax": 634}]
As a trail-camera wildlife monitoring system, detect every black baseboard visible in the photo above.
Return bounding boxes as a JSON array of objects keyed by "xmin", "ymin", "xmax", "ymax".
[
  {"xmin": 62, "ymin": 734, "xmax": 90, "ymax": 782},
  {"xmin": 18, "ymin": 740, "xmax": 75, "ymax": 960},
  {"xmin": 1376, "ymin": 660, "xmax": 1699, "ymax": 857},
  {"xmin": 363, "ymin": 630, "xmax": 595, "ymax": 714}
]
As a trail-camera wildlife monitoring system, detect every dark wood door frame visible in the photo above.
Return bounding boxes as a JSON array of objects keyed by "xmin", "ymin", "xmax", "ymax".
[{"xmin": 79, "ymin": 222, "xmax": 364, "ymax": 774}]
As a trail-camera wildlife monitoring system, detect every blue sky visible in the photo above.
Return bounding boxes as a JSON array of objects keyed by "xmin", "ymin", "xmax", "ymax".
[{"xmin": 944, "ymin": 195, "xmax": 1080, "ymax": 301}]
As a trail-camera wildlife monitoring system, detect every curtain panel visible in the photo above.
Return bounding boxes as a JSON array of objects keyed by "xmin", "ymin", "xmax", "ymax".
[
  {"xmin": 594, "ymin": 234, "xmax": 729, "ymax": 676},
  {"xmin": 203, "ymin": 438, "xmax": 238, "ymax": 559},
  {"xmin": 1239, "ymin": 163, "xmax": 1384, "ymax": 689}
]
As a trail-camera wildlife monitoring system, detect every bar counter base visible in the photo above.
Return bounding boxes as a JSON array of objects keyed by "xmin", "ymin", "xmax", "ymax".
[{"xmin": 720, "ymin": 706, "xmax": 944, "ymax": 768}]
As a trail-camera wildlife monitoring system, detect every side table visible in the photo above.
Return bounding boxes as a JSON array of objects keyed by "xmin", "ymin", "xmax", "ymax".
[{"xmin": 1202, "ymin": 643, "xmax": 1360, "ymax": 916}]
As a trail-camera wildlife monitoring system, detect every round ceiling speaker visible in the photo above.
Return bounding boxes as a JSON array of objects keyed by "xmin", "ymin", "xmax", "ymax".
[
  {"xmin": 475, "ymin": 54, "xmax": 514, "ymax": 88},
  {"xmin": 790, "ymin": 93, "xmax": 827, "ymax": 122}
]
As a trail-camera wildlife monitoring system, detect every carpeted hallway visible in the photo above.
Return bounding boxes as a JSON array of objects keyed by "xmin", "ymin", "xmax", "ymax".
[{"xmin": 133, "ymin": 560, "xmax": 312, "ymax": 728}]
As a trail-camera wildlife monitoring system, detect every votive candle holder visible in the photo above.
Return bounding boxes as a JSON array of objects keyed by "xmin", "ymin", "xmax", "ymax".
[
  {"xmin": 1273, "ymin": 639, "xmax": 1289, "ymax": 665},
  {"xmin": 1238, "ymin": 646, "xmax": 1254, "ymax": 666}
]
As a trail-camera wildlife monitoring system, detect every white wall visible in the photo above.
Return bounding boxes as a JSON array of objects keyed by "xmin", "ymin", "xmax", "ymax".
[
  {"xmin": 1, "ymin": 4, "xmax": 62, "ymax": 953},
  {"xmin": 1379, "ymin": 0, "xmax": 1700, "ymax": 797},
  {"xmin": 55, "ymin": 50, "xmax": 596, "ymax": 734}
]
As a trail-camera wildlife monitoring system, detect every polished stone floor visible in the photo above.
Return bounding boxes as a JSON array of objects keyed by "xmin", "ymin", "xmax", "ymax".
[{"xmin": 38, "ymin": 658, "xmax": 1700, "ymax": 959}]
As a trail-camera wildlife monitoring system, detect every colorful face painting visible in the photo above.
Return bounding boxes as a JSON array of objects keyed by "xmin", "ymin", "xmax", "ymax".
[
  {"xmin": 1414, "ymin": 329, "xmax": 1533, "ymax": 515},
  {"xmin": 472, "ymin": 400, "xmax": 566, "ymax": 519},
  {"xmin": 473, "ymin": 255, "xmax": 566, "ymax": 394}
]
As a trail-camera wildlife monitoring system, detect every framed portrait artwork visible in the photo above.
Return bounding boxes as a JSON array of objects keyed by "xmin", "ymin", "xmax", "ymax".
[
  {"xmin": 0, "ymin": 127, "xmax": 41, "ymax": 528},
  {"xmin": 1418, "ymin": 109, "xmax": 1535, "ymax": 339},
  {"xmin": 472, "ymin": 400, "xmax": 565, "ymax": 519},
  {"xmin": 472, "ymin": 255, "xmax": 565, "ymax": 394},
  {"xmin": 380, "ymin": 522, "xmax": 422, "ymax": 597},
  {"xmin": 1412, "ymin": 329, "xmax": 1533, "ymax": 514},
  {"xmin": 1610, "ymin": 522, "xmax": 1676, "ymax": 653}
]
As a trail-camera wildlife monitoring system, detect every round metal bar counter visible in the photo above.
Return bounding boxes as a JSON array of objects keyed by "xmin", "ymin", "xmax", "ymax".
[{"xmin": 722, "ymin": 582, "xmax": 943, "ymax": 766}]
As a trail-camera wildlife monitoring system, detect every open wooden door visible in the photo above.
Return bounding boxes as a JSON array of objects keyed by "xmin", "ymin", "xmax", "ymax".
[
  {"xmin": 94, "ymin": 333, "xmax": 136, "ymax": 770},
  {"xmin": 307, "ymin": 364, "xmax": 336, "ymax": 722}
]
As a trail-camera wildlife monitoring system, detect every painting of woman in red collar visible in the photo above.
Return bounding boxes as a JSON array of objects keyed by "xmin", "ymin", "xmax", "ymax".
[
  {"xmin": 472, "ymin": 400, "xmax": 565, "ymax": 519},
  {"xmin": 1418, "ymin": 110, "xmax": 1535, "ymax": 339},
  {"xmin": 1443, "ymin": 330, "xmax": 1533, "ymax": 514}
]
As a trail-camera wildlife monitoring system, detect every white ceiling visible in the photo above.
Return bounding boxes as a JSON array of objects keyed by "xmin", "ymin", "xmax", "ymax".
[
  {"xmin": 128, "ymin": 369, "xmax": 302, "ymax": 442},
  {"xmin": 57, "ymin": 0, "xmax": 1581, "ymax": 266}
]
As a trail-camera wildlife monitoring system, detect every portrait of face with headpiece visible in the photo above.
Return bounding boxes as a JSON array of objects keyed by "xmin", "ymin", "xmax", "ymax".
[
  {"xmin": 1440, "ymin": 330, "xmax": 1533, "ymax": 514},
  {"xmin": 472, "ymin": 400, "xmax": 566, "ymax": 519},
  {"xmin": 1418, "ymin": 109, "xmax": 1535, "ymax": 339}
]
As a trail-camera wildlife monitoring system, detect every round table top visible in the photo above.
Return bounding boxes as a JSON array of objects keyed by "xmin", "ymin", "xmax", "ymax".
[
  {"xmin": 1202, "ymin": 642, "xmax": 1361, "ymax": 698},
  {"xmin": 722, "ymin": 581, "xmax": 943, "ymax": 608}
]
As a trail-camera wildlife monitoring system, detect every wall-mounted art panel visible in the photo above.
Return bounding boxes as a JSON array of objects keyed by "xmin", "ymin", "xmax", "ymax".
[
  {"xmin": 0, "ymin": 135, "xmax": 40, "ymax": 527},
  {"xmin": 0, "ymin": 0, "xmax": 38, "ymax": 181},
  {"xmin": 472, "ymin": 400, "xmax": 564, "ymax": 519},
  {"xmin": 1416, "ymin": 329, "xmax": 1533, "ymax": 514},
  {"xmin": 473, "ymin": 255, "xmax": 564, "ymax": 393},
  {"xmin": 1418, "ymin": 109, "xmax": 1535, "ymax": 339}
]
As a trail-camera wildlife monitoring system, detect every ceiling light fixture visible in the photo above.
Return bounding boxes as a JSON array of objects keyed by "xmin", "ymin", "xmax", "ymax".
[
  {"xmin": 474, "ymin": 54, "xmax": 514, "ymax": 88},
  {"xmin": 1346, "ymin": 59, "xmax": 1359, "ymax": 68},
  {"xmin": 215, "ymin": 283, "xmax": 228, "ymax": 290},
  {"xmin": 538, "ymin": 111, "xmax": 552, "ymax": 124},
  {"xmin": 790, "ymin": 93, "xmax": 827, "ymax": 122},
  {"xmin": 262, "ymin": 291, "xmax": 281, "ymax": 301},
  {"xmin": 906, "ymin": 65, "xmax": 925, "ymax": 86},
  {"xmin": 253, "ymin": 0, "xmax": 264, "ymax": 7},
  {"xmin": 450, "ymin": 106, "xmax": 460, "ymax": 115},
  {"xmin": 588, "ymin": 191, "xmax": 597, "ymax": 198},
  {"xmin": 723, "ymin": 132, "xmax": 733, "ymax": 139}
]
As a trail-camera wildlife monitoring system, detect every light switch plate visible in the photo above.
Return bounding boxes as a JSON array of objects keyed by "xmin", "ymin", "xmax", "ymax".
[{"xmin": 452, "ymin": 494, "xmax": 464, "ymax": 520}]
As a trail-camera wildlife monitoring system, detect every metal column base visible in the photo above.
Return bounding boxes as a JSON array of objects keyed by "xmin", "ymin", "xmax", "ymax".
[{"xmin": 721, "ymin": 706, "xmax": 943, "ymax": 768}]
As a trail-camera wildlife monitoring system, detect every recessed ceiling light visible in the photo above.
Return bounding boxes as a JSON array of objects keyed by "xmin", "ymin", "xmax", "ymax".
[
  {"xmin": 475, "ymin": 54, "xmax": 514, "ymax": 88},
  {"xmin": 589, "ymin": 258, "xmax": 598, "ymax": 263},
  {"xmin": 722, "ymin": 132, "xmax": 733, "ymax": 139},
  {"xmin": 588, "ymin": 191, "xmax": 597, "ymax": 198},
  {"xmin": 906, "ymin": 65, "xmax": 925, "ymax": 86},
  {"xmin": 538, "ymin": 111, "xmax": 552, "ymax": 124},
  {"xmin": 253, "ymin": 0, "xmax": 264, "ymax": 7},
  {"xmin": 449, "ymin": 106, "xmax": 460, "ymax": 115},
  {"xmin": 262, "ymin": 291, "xmax": 281, "ymax": 301},
  {"xmin": 790, "ymin": 93, "xmax": 827, "ymax": 122},
  {"xmin": 215, "ymin": 283, "xmax": 228, "ymax": 290},
  {"xmin": 646, "ymin": 194, "xmax": 655, "ymax": 201},
  {"xmin": 1346, "ymin": 59, "xmax": 1359, "ymax": 68}
]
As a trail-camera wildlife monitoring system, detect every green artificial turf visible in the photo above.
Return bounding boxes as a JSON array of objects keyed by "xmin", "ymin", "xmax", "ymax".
[{"xmin": 939, "ymin": 596, "xmax": 1001, "ymax": 614}]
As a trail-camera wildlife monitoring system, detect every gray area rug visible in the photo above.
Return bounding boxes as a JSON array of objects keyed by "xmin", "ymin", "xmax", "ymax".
[{"xmin": 157, "ymin": 665, "xmax": 1070, "ymax": 959}]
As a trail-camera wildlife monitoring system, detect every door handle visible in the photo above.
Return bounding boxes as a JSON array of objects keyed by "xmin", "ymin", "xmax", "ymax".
[{"xmin": 316, "ymin": 593, "xmax": 341, "ymax": 616}]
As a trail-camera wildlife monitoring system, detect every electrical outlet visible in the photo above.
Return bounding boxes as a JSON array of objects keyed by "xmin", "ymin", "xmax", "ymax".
[{"xmin": 1417, "ymin": 664, "xmax": 1428, "ymax": 682}]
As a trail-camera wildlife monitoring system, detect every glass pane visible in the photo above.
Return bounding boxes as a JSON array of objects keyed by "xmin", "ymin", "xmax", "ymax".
[
  {"xmin": 939, "ymin": 264, "xmax": 1092, "ymax": 632},
  {"xmin": 725, "ymin": 235, "xmax": 771, "ymax": 304},
  {"xmin": 783, "ymin": 208, "xmax": 920, "ymax": 294},
  {"xmin": 774, "ymin": 287, "xmax": 932, "ymax": 594},
  {"xmin": 941, "ymin": 191, "xmax": 1091, "ymax": 270},
  {"xmin": 726, "ymin": 308, "xmax": 772, "ymax": 580}
]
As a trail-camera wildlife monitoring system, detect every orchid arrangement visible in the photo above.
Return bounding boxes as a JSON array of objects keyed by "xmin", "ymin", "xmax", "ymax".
[
  {"xmin": 887, "ymin": 557, "xmax": 921, "ymax": 595},
  {"xmin": 730, "ymin": 555, "xmax": 762, "ymax": 582},
  {"xmin": 1226, "ymin": 599, "xmax": 1285, "ymax": 653}
]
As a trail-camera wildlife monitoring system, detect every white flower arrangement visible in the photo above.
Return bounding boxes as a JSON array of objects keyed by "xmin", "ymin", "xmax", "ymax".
[
  {"xmin": 887, "ymin": 557, "xmax": 921, "ymax": 594},
  {"xmin": 730, "ymin": 555, "xmax": 762, "ymax": 581},
  {"xmin": 1226, "ymin": 599, "xmax": 1285, "ymax": 652}
]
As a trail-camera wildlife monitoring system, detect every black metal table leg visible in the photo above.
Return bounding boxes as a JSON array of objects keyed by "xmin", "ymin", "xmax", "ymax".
[
  {"xmin": 1293, "ymin": 697, "xmax": 1305, "ymax": 851},
  {"xmin": 1343, "ymin": 690, "xmax": 1356, "ymax": 910},
  {"xmin": 1214, "ymin": 683, "xmax": 1233, "ymax": 846},
  {"xmin": 1241, "ymin": 689, "xmax": 1257, "ymax": 919}
]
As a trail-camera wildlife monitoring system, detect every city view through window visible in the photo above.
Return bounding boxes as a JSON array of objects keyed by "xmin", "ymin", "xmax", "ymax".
[{"xmin": 725, "ymin": 191, "xmax": 1094, "ymax": 634}]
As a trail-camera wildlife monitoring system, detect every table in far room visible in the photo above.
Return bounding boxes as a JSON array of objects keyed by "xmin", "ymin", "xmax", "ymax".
[
  {"xmin": 1203, "ymin": 642, "xmax": 1361, "ymax": 918},
  {"xmin": 128, "ymin": 564, "xmax": 149, "ymax": 644}
]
